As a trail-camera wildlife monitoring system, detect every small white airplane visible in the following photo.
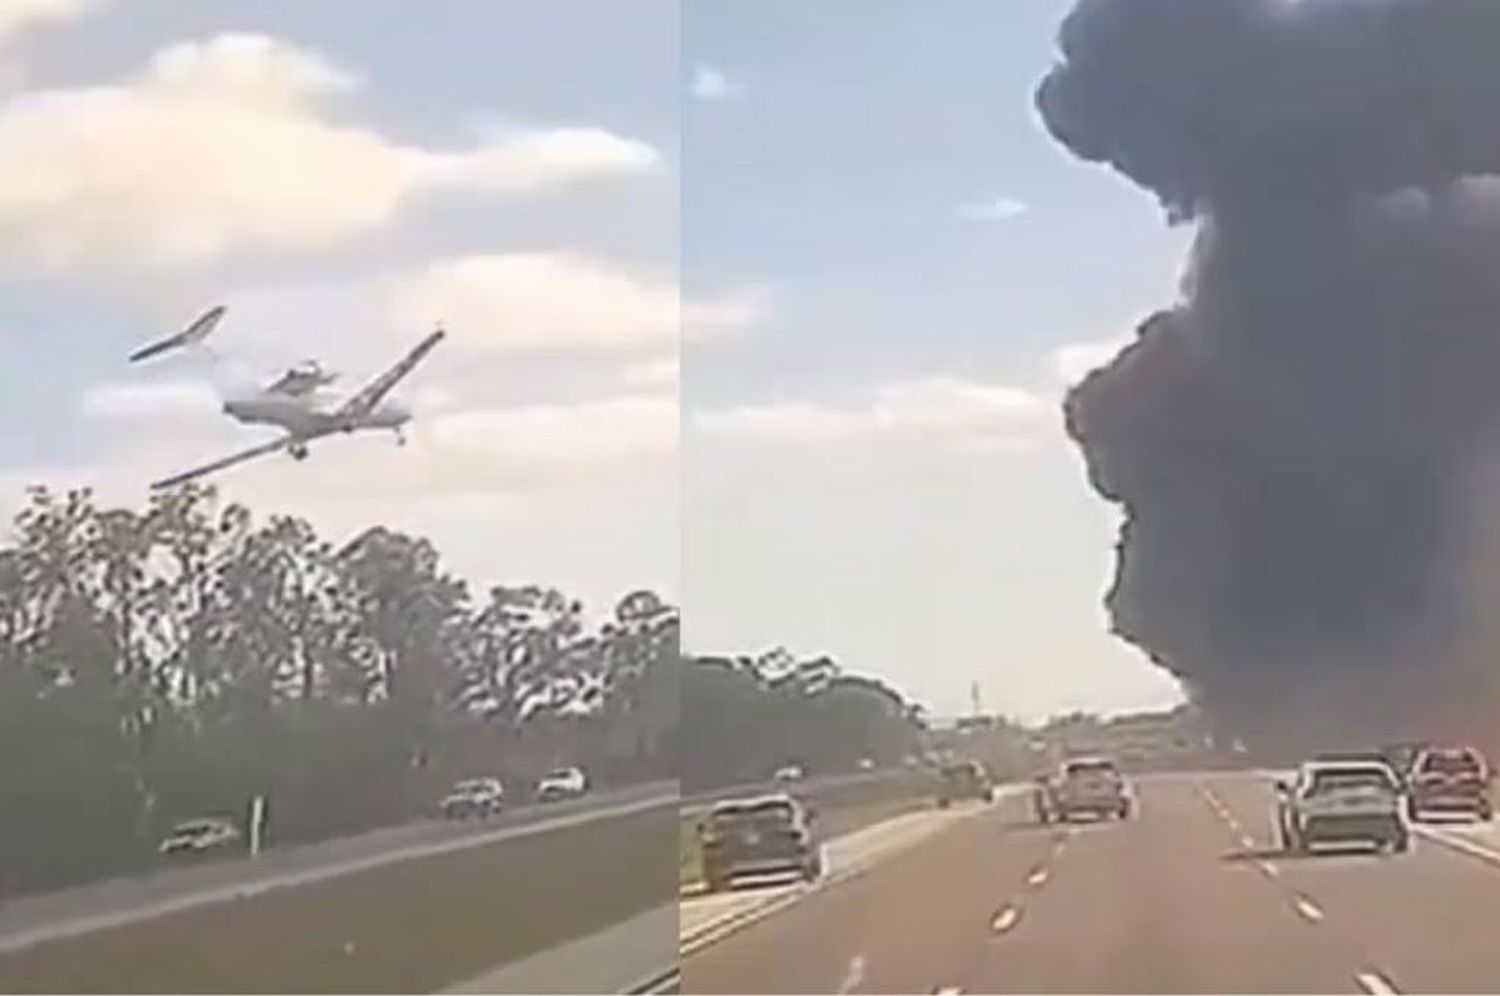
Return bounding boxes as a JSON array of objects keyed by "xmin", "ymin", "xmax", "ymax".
[
  {"xmin": 129, "ymin": 305, "xmax": 228, "ymax": 363},
  {"xmin": 152, "ymin": 328, "xmax": 446, "ymax": 491}
]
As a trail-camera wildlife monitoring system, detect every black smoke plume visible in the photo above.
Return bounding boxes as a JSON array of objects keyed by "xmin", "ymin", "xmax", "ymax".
[{"xmin": 1039, "ymin": 0, "xmax": 1500, "ymax": 747}]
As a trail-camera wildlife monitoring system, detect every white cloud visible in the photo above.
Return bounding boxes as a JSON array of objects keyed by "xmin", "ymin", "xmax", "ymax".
[
  {"xmin": 697, "ymin": 377, "xmax": 1050, "ymax": 450},
  {"xmin": 396, "ymin": 253, "xmax": 761, "ymax": 356},
  {"xmin": 78, "ymin": 380, "xmax": 220, "ymax": 420},
  {"xmin": 0, "ymin": 33, "xmax": 657, "ymax": 272},
  {"xmin": 421, "ymin": 396, "xmax": 676, "ymax": 485},
  {"xmin": 1048, "ymin": 336, "xmax": 1129, "ymax": 387},
  {"xmin": 689, "ymin": 65, "xmax": 740, "ymax": 102},
  {"xmin": 620, "ymin": 356, "xmax": 679, "ymax": 392},
  {"xmin": 0, "ymin": 0, "xmax": 100, "ymax": 44},
  {"xmin": 957, "ymin": 196, "xmax": 1028, "ymax": 223}
]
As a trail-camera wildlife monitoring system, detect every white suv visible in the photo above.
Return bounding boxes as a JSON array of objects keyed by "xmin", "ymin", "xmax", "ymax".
[
  {"xmin": 1276, "ymin": 759, "xmax": 1409, "ymax": 853},
  {"xmin": 536, "ymin": 766, "xmax": 588, "ymax": 802}
]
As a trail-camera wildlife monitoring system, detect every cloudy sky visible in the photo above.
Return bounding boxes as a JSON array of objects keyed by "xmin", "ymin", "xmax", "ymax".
[
  {"xmin": 0, "ymin": 0, "xmax": 709, "ymax": 619},
  {"xmin": 6, "ymin": 0, "xmax": 1196, "ymax": 722},
  {"xmin": 681, "ymin": 0, "xmax": 1189, "ymax": 722}
]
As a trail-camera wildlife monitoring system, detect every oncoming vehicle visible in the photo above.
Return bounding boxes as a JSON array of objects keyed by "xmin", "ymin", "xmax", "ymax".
[
  {"xmin": 1407, "ymin": 746, "xmax": 1492, "ymax": 822},
  {"xmin": 773, "ymin": 764, "xmax": 805, "ymax": 783},
  {"xmin": 698, "ymin": 793, "xmax": 822, "ymax": 892},
  {"xmin": 158, "ymin": 817, "xmax": 240, "ymax": 858},
  {"xmin": 535, "ymin": 766, "xmax": 588, "ymax": 802},
  {"xmin": 1036, "ymin": 756, "xmax": 1131, "ymax": 822},
  {"xmin": 936, "ymin": 760, "xmax": 994, "ymax": 808},
  {"xmin": 440, "ymin": 777, "xmax": 505, "ymax": 820},
  {"xmin": 1276, "ymin": 759, "xmax": 1409, "ymax": 853}
]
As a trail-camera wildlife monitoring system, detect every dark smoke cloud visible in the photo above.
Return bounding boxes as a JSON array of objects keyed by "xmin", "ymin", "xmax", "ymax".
[{"xmin": 1040, "ymin": 0, "xmax": 1500, "ymax": 746}]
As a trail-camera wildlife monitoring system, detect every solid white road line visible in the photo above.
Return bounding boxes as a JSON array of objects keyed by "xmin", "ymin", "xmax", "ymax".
[
  {"xmin": 1414, "ymin": 825, "xmax": 1500, "ymax": 868},
  {"xmin": 932, "ymin": 987, "xmax": 963, "ymax": 994},
  {"xmin": 837, "ymin": 955, "xmax": 867, "ymax": 994},
  {"xmin": 1292, "ymin": 895, "xmax": 1325, "ymax": 923},
  {"xmin": 990, "ymin": 905, "xmax": 1021, "ymax": 935},
  {"xmin": 1355, "ymin": 970, "xmax": 1399, "ymax": 994}
]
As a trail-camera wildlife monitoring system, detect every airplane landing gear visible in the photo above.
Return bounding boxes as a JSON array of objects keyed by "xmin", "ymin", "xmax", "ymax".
[
  {"xmin": 394, "ymin": 427, "xmax": 408, "ymax": 447},
  {"xmin": 289, "ymin": 442, "xmax": 310, "ymax": 461}
]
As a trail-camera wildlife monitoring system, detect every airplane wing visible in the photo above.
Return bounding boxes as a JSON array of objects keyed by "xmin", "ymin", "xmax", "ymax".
[
  {"xmin": 129, "ymin": 305, "xmax": 227, "ymax": 363},
  {"xmin": 151, "ymin": 435, "xmax": 295, "ymax": 491},
  {"xmin": 334, "ymin": 328, "xmax": 446, "ymax": 420}
]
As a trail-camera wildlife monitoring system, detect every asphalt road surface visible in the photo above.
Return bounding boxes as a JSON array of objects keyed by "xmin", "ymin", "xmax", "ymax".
[
  {"xmin": 681, "ymin": 771, "xmax": 1500, "ymax": 994},
  {"xmin": 0, "ymin": 780, "xmax": 673, "ymax": 957}
]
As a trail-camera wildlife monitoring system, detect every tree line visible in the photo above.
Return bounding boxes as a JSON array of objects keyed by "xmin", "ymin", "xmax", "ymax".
[
  {"xmin": 0, "ymin": 485, "xmax": 676, "ymax": 898},
  {"xmin": 679, "ymin": 648, "xmax": 928, "ymax": 792}
]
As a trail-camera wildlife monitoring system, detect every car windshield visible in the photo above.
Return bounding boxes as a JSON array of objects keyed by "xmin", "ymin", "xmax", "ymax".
[
  {"xmin": 711, "ymin": 801, "xmax": 796, "ymax": 830},
  {"xmin": 1066, "ymin": 760, "xmax": 1119, "ymax": 778},
  {"xmin": 173, "ymin": 821, "xmax": 224, "ymax": 836},
  {"xmin": 1419, "ymin": 751, "xmax": 1481, "ymax": 775},
  {"xmin": 546, "ymin": 768, "xmax": 578, "ymax": 781},
  {"xmin": 1308, "ymin": 768, "xmax": 1395, "ymax": 794},
  {"xmin": 453, "ymin": 780, "xmax": 496, "ymax": 793}
]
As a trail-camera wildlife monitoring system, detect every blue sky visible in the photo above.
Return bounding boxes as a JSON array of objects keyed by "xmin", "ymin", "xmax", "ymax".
[
  {"xmin": 3, "ymin": 0, "xmax": 1193, "ymax": 720},
  {"xmin": 682, "ymin": 0, "xmax": 1188, "ymax": 720},
  {"xmin": 0, "ymin": 0, "xmax": 687, "ymax": 619}
]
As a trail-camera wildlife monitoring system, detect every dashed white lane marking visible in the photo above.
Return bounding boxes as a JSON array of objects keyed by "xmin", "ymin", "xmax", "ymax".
[
  {"xmin": 1027, "ymin": 866, "xmax": 1049, "ymax": 887},
  {"xmin": 1240, "ymin": 834, "xmax": 1257, "ymax": 850},
  {"xmin": 1355, "ymin": 970, "xmax": 1399, "ymax": 994},
  {"xmin": 837, "ymin": 954, "xmax": 867, "ymax": 994},
  {"xmin": 933, "ymin": 987, "xmax": 963, "ymax": 994},
  {"xmin": 1256, "ymin": 860, "xmax": 1280, "ymax": 879},
  {"xmin": 990, "ymin": 905, "xmax": 1022, "ymax": 935},
  {"xmin": 1292, "ymin": 895, "xmax": 1325, "ymax": 923}
]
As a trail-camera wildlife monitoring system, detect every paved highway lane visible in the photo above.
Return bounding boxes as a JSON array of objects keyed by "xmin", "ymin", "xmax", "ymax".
[
  {"xmin": 0, "ymin": 781, "xmax": 675, "ymax": 957},
  {"xmin": 682, "ymin": 772, "xmax": 1500, "ymax": 994}
]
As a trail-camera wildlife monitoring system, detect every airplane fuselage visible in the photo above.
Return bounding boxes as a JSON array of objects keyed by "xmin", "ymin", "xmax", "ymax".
[{"xmin": 221, "ymin": 391, "xmax": 411, "ymax": 439}]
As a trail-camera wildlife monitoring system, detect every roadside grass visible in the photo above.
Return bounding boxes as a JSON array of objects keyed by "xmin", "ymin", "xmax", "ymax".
[{"xmin": 0, "ymin": 805, "xmax": 678, "ymax": 994}]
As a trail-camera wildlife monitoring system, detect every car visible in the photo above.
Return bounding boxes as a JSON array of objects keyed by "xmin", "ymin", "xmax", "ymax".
[
  {"xmin": 158, "ymin": 817, "xmax": 240, "ymax": 858},
  {"xmin": 1036, "ymin": 756, "xmax": 1131, "ymax": 822},
  {"xmin": 1276, "ymin": 759, "xmax": 1409, "ymax": 853},
  {"xmin": 773, "ymin": 764, "xmax": 805, "ymax": 783},
  {"xmin": 1406, "ymin": 746, "xmax": 1492, "ymax": 822},
  {"xmin": 698, "ymin": 793, "xmax": 822, "ymax": 893},
  {"xmin": 535, "ymin": 765, "xmax": 588, "ymax": 802},
  {"xmin": 936, "ymin": 760, "xmax": 993, "ymax": 808},
  {"xmin": 440, "ymin": 777, "xmax": 505, "ymax": 820},
  {"xmin": 857, "ymin": 757, "xmax": 877, "ymax": 772}
]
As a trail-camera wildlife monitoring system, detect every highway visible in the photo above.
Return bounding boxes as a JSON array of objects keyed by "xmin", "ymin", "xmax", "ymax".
[
  {"xmin": 680, "ymin": 771, "xmax": 1500, "ymax": 994},
  {"xmin": 0, "ymin": 780, "xmax": 674, "ymax": 957}
]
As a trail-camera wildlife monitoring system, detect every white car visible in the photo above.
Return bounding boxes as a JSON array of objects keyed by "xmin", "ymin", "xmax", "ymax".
[
  {"xmin": 1276, "ymin": 759, "xmax": 1409, "ymax": 853},
  {"xmin": 159, "ymin": 817, "xmax": 240, "ymax": 857},
  {"xmin": 440, "ymin": 777, "xmax": 505, "ymax": 820},
  {"xmin": 773, "ymin": 764, "xmax": 805, "ymax": 782},
  {"xmin": 857, "ymin": 758, "xmax": 876, "ymax": 772},
  {"xmin": 536, "ymin": 766, "xmax": 588, "ymax": 802}
]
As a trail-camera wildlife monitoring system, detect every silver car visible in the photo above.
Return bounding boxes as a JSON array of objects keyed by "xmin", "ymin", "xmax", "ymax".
[{"xmin": 159, "ymin": 817, "xmax": 241, "ymax": 857}]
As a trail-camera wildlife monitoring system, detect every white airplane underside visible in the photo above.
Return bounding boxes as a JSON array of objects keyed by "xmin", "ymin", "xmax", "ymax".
[{"xmin": 151, "ymin": 328, "xmax": 445, "ymax": 491}]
